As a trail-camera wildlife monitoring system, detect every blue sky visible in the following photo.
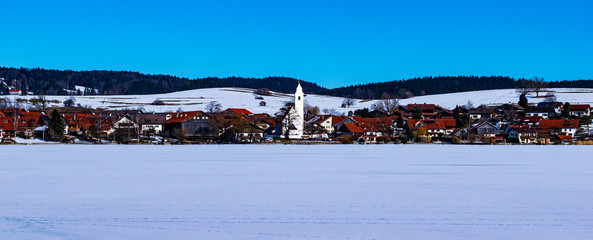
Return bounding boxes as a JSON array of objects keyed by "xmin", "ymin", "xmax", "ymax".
[{"xmin": 1, "ymin": 0, "xmax": 592, "ymax": 88}]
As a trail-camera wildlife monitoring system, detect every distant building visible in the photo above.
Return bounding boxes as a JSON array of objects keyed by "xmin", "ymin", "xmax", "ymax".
[{"xmin": 9, "ymin": 89, "xmax": 22, "ymax": 95}]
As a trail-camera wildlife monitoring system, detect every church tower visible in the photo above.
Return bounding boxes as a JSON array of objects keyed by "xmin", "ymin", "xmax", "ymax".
[{"xmin": 294, "ymin": 81, "xmax": 304, "ymax": 120}]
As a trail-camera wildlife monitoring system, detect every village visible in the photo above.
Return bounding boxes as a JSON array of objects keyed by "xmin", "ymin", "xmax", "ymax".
[{"xmin": 1, "ymin": 82, "xmax": 592, "ymax": 145}]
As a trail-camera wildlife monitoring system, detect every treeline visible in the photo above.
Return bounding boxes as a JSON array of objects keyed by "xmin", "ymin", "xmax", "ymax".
[
  {"xmin": 0, "ymin": 67, "xmax": 327, "ymax": 95},
  {"xmin": 1, "ymin": 67, "xmax": 592, "ymax": 98},
  {"xmin": 321, "ymin": 76, "xmax": 593, "ymax": 99}
]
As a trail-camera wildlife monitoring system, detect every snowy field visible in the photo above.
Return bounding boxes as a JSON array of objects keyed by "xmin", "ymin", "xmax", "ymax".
[
  {"xmin": 1, "ymin": 145, "xmax": 592, "ymax": 240},
  {"xmin": 13, "ymin": 87, "xmax": 593, "ymax": 114}
]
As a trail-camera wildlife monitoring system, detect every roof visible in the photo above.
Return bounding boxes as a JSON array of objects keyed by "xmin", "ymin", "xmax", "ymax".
[
  {"xmin": 569, "ymin": 104, "xmax": 591, "ymax": 111},
  {"xmin": 225, "ymin": 108, "xmax": 253, "ymax": 115},
  {"xmin": 469, "ymin": 108, "xmax": 495, "ymax": 114},
  {"xmin": 406, "ymin": 104, "xmax": 437, "ymax": 111},
  {"xmin": 342, "ymin": 123, "xmax": 365, "ymax": 134},
  {"xmin": 440, "ymin": 118, "xmax": 457, "ymax": 128},
  {"xmin": 539, "ymin": 119, "xmax": 579, "ymax": 129},
  {"xmin": 163, "ymin": 111, "xmax": 206, "ymax": 124},
  {"xmin": 557, "ymin": 135, "xmax": 573, "ymax": 140},
  {"xmin": 407, "ymin": 119, "xmax": 446, "ymax": 130},
  {"xmin": 520, "ymin": 116, "xmax": 542, "ymax": 123}
]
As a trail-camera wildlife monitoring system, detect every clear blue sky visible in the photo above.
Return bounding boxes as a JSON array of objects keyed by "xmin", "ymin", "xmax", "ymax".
[{"xmin": 1, "ymin": 0, "xmax": 592, "ymax": 88}]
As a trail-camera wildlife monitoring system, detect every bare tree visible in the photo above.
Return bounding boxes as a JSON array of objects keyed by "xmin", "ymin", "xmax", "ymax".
[
  {"xmin": 342, "ymin": 97, "xmax": 356, "ymax": 108},
  {"xmin": 205, "ymin": 101, "xmax": 222, "ymax": 113},
  {"xmin": 529, "ymin": 76, "xmax": 548, "ymax": 97},
  {"xmin": 371, "ymin": 98, "xmax": 399, "ymax": 114},
  {"xmin": 30, "ymin": 95, "xmax": 49, "ymax": 111},
  {"xmin": 304, "ymin": 104, "xmax": 320, "ymax": 119},
  {"xmin": 544, "ymin": 92, "xmax": 557, "ymax": 102},
  {"xmin": 63, "ymin": 96, "xmax": 76, "ymax": 107},
  {"xmin": 465, "ymin": 100, "xmax": 475, "ymax": 109},
  {"xmin": 254, "ymin": 88, "xmax": 271, "ymax": 96},
  {"xmin": 322, "ymin": 108, "xmax": 341, "ymax": 116},
  {"xmin": 0, "ymin": 97, "xmax": 10, "ymax": 109}
]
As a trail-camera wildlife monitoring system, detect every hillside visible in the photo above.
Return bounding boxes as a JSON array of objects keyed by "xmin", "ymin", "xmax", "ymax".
[
  {"xmin": 13, "ymin": 87, "xmax": 593, "ymax": 115},
  {"xmin": 0, "ymin": 67, "xmax": 327, "ymax": 95},
  {"xmin": 2, "ymin": 67, "xmax": 593, "ymax": 98}
]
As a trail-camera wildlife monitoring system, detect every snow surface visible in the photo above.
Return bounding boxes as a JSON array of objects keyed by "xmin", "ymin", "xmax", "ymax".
[
  {"xmin": 1, "ymin": 145, "xmax": 592, "ymax": 240},
  {"xmin": 14, "ymin": 87, "xmax": 593, "ymax": 114}
]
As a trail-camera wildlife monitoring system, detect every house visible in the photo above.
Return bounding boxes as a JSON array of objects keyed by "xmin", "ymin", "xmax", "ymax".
[
  {"xmin": 469, "ymin": 121, "xmax": 499, "ymax": 137},
  {"xmin": 332, "ymin": 116, "xmax": 362, "ymax": 135},
  {"xmin": 406, "ymin": 119, "xmax": 447, "ymax": 138},
  {"xmin": 554, "ymin": 135, "xmax": 573, "ymax": 144},
  {"xmin": 469, "ymin": 108, "xmax": 495, "ymax": 121},
  {"xmin": 536, "ymin": 102, "xmax": 563, "ymax": 115},
  {"xmin": 63, "ymin": 114, "xmax": 93, "ymax": 135},
  {"xmin": 404, "ymin": 104, "xmax": 449, "ymax": 119},
  {"xmin": 222, "ymin": 108, "xmax": 253, "ymax": 117},
  {"xmin": 336, "ymin": 122, "xmax": 365, "ymax": 136},
  {"xmin": 569, "ymin": 104, "xmax": 591, "ymax": 117},
  {"xmin": 228, "ymin": 123, "xmax": 266, "ymax": 143},
  {"xmin": 519, "ymin": 116, "xmax": 541, "ymax": 126},
  {"xmin": 496, "ymin": 104, "xmax": 524, "ymax": 120},
  {"xmin": 138, "ymin": 113, "xmax": 167, "ymax": 135},
  {"xmin": 524, "ymin": 106, "xmax": 557, "ymax": 119},
  {"xmin": 163, "ymin": 111, "xmax": 218, "ymax": 140},
  {"xmin": 507, "ymin": 125, "xmax": 551, "ymax": 144},
  {"xmin": 538, "ymin": 119, "xmax": 580, "ymax": 137},
  {"xmin": 9, "ymin": 89, "xmax": 22, "ymax": 95},
  {"xmin": 360, "ymin": 117, "xmax": 397, "ymax": 137}
]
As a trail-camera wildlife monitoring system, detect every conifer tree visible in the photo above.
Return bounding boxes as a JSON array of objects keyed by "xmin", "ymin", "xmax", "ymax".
[{"xmin": 48, "ymin": 110, "xmax": 64, "ymax": 141}]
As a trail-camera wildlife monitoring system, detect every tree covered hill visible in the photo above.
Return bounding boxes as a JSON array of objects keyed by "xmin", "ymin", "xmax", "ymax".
[
  {"xmin": 320, "ymin": 76, "xmax": 593, "ymax": 99},
  {"xmin": 1, "ymin": 66, "xmax": 592, "ymax": 98},
  {"xmin": 0, "ymin": 67, "xmax": 327, "ymax": 95}
]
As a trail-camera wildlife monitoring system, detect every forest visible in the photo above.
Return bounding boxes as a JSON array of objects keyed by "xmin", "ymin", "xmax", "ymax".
[{"xmin": 1, "ymin": 66, "xmax": 592, "ymax": 99}]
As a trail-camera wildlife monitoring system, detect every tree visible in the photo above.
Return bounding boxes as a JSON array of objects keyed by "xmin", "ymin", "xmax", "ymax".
[
  {"xmin": 544, "ymin": 92, "xmax": 557, "ymax": 103},
  {"xmin": 63, "ymin": 96, "xmax": 76, "ymax": 107},
  {"xmin": 529, "ymin": 76, "xmax": 548, "ymax": 97},
  {"xmin": 304, "ymin": 104, "xmax": 320, "ymax": 119},
  {"xmin": 30, "ymin": 95, "xmax": 49, "ymax": 111},
  {"xmin": 561, "ymin": 102, "xmax": 571, "ymax": 118},
  {"xmin": 518, "ymin": 93, "xmax": 528, "ymax": 108},
  {"xmin": 412, "ymin": 107, "xmax": 423, "ymax": 120},
  {"xmin": 342, "ymin": 97, "xmax": 356, "ymax": 108},
  {"xmin": 371, "ymin": 98, "xmax": 399, "ymax": 114},
  {"xmin": 205, "ymin": 101, "xmax": 223, "ymax": 113},
  {"xmin": 465, "ymin": 100, "xmax": 474, "ymax": 109},
  {"xmin": 48, "ymin": 110, "xmax": 64, "ymax": 141},
  {"xmin": 254, "ymin": 88, "xmax": 271, "ymax": 96},
  {"xmin": 151, "ymin": 99, "xmax": 166, "ymax": 105},
  {"xmin": 322, "ymin": 108, "xmax": 341, "ymax": 116}
]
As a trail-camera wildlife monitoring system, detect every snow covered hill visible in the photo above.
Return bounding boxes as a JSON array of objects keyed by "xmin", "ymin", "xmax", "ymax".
[{"xmin": 12, "ymin": 87, "xmax": 593, "ymax": 114}]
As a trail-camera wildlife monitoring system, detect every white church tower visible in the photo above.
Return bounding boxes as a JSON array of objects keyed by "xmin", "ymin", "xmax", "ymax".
[
  {"xmin": 292, "ymin": 81, "xmax": 305, "ymax": 138},
  {"xmin": 281, "ymin": 81, "xmax": 305, "ymax": 139},
  {"xmin": 295, "ymin": 81, "xmax": 304, "ymax": 121}
]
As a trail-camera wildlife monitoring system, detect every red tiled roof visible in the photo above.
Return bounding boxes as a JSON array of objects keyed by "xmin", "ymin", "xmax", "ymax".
[
  {"xmin": 342, "ymin": 123, "xmax": 365, "ymax": 134},
  {"xmin": 440, "ymin": 118, "xmax": 457, "ymax": 128},
  {"xmin": 569, "ymin": 104, "xmax": 590, "ymax": 111},
  {"xmin": 557, "ymin": 135, "xmax": 573, "ymax": 140},
  {"xmin": 539, "ymin": 119, "xmax": 579, "ymax": 129},
  {"xmin": 407, "ymin": 119, "xmax": 446, "ymax": 130},
  {"xmin": 520, "ymin": 116, "xmax": 542, "ymax": 123},
  {"xmin": 226, "ymin": 108, "xmax": 253, "ymax": 115},
  {"xmin": 406, "ymin": 104, "xmax": 436, "ymax": 111},
  {"xmin": 163, "ymin": 111, "xmax": 205, "ymax": 124}
]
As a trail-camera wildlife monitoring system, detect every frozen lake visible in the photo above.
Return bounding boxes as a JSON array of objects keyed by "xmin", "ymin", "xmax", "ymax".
[{"xmin": 1, "ymin": 145, "xmax": 592, "ymax": 239}]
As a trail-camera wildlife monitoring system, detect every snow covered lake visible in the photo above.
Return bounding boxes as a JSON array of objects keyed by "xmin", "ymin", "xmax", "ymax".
[{"xmin": 1, "ymin": 145, "xmax": 592, "ymax": 240}]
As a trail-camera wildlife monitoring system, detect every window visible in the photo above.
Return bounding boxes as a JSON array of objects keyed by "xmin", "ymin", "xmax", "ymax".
[{"xmin": 298, "ymin": 96, "xmax": 301, "ymax": 100}]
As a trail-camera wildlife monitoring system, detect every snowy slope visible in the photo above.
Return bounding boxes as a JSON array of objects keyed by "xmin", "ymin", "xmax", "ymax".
[
  {"xmin": 13, "ymin": 87, "xmax": 593, "ymax": 114},
  {"xmin": 1, "ymin": 145, "xmax": 592, "ymax": 240}
]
